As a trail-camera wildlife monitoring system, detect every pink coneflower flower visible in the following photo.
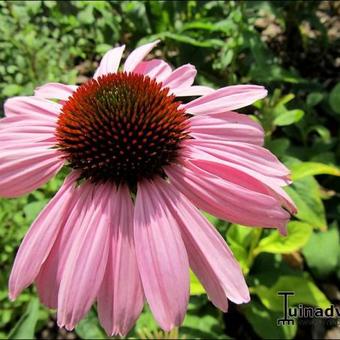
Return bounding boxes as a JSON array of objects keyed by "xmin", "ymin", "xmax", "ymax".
[{"xmin": 2, "ymin": 41, "xmax": 296, "ymax": 335}]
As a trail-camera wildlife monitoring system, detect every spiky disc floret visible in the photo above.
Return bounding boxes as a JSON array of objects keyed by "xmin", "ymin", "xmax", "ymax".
[{"xmin": 56, "ymin": 72, "xmax": 189, "ymax": 186}]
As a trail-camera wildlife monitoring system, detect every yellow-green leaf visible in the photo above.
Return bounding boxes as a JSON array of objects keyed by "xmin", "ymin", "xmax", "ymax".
[
  {"xmin": 254, "ymin": 221, "xmax": 312, "ymax": 255},
  {"xmin": 285, "ymin": 176, "xmax": 326, "ymax": 229},
  {"xmin": 190, "ymin": 270, "xmax": 205, "ymax": 295},
  {"xmin": 291, "ymin": 162, "xmax": 340, "ymax": 180}
]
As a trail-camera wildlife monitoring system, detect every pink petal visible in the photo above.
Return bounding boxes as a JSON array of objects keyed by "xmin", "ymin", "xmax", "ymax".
[
  {"xmin": 134, "ymin": 179, "xmax": 189, "ymax": 331},
  {"xmin": 161, "ymin": 184, "xmax": 249, "ymax": 308},
  {"xmin": 35, "ymin": 230, "xmax": 65, "ymax": 309},
  {"xmin": 189, "ymin": 111, "xmax": 264, "ymax": 145},
  {"xmin": 190, "ymin": 139, "xmax": 290, "ymax": 178},
  {"xmin": 124, "ymin": 40, "xmax": 160, "ymax": 73},
  {"xmin": 94, "ymin": 45, "xmax": 125, "ymax": 79},
  {"xmin": 0, "ymin": 97, "xmax": 64, "ymax": 197},
  {"xmin": 57, "ymin": 183, "xmax": 112, "ymax": 330},
  {"xmin": 266, "ymin": 182, "xmax": 297, "ymax": 216},
  {"xmin": 186, "ymin": 140, "xmax": 296, "ymax": 214},
  {"xmin": 8, "ymin": 172, "xmax": 78, "ymax": 300},
  {"xmin": 0, "ymin": 127, "xmax": 57, "ymax": 142},
  {"xmin": 97, "ymin": 185, "xmax": 144, "ymax": 336},
  {"xmin": 4, "ymin": 96, "xmax": 62, "ymax": 119},
  {"xmin": 34, "ymin": 83, "xmax": 78, "ymax": 101},
  {"xmin": 172, "ymin": 86, "xmax": 214, "ymax": 97},
  {"xmin": 35, "ymin": 181, "xmax": 93, "ymax": 309},
  {"xmin": 0, "ymin": 103, "xmax": 57, "ymax": 140},
  {"xmin": 0, "ymin": 125, "xmax": 57, "ymax": 139},
  {"xmin": 0, "ymin": 149, "xmax": 64, "ymax": 198},
  {"xmin": 133, "ymin": 59, "xmax": 172, "ymax": 83},
  {"xmin": 183, "ymin": 85, "xmax": 267, "ymax": 114},
  {"xmin": 166, "ymin": 162, "xmax": 290, "ymax": 233},
  {"xmin": 162, "ymin": 64, "xmax": 197, "ymax": 90}
]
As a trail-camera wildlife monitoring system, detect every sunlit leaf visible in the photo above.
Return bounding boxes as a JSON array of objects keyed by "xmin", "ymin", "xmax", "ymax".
[
  {"xmin": 291, "ymin": 162, "xmax": 340, "ymax": 180},
  {"xmin": 273, "ymin": 109, "xmax": 304, "ymax": 126},
  {"xmin": 285, "ymin": 177, "xmax": 326, "ymax": 229},
  {"xmin": 226, "ymin": 225, "xmax": 259, "ymax": 273},
  {"xmin": 190, "ymin": 270, "xmax": 205, "ymax": 295},
  {"xmin": 254, "ymin": 221, "xmax": 312, "ymax": 255}
]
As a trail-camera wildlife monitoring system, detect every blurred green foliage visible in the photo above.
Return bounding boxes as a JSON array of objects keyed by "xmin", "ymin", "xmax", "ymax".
[{"xmin": 0, "ymin": 0, "xmax": 339, "ymax": 339}]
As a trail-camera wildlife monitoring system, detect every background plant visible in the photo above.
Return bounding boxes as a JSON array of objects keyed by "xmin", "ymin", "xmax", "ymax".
[{"xmin": 0, "ymin": 1, "xmax": 339, "ymax": 339}]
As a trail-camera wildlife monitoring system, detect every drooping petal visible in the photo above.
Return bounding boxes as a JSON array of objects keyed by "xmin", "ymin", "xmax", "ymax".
[
  {"xmin": 186, "ymin": 140, "xmax": 297, "ymax": 214},
  {"xmin": 35, "ymin": 182, "xmax": 94, "ymax": 309},
  {"xmin": 166, "ymin": 162, "xmax": 290, "ymax": 233},
  {"xmin": 97, "ymin": 185, "xmax": 144, "ymax": 336},
  {"xmin": 265, "ymin": 181, "xmax": 297, "ymax": 215},
  {"xmin": 94, "ymin": 45, "xmax": 125, "ymax": 79},
  {"xmin": 133, "ymin": 59, "xmax": 172, "ymax": 83},
  {"xmin": 160, "ymin": 183, "xmax": 249, "ymax": 309},
  {"xmin": 182, "ymin": 85, "xmax": 267, "ymax": 114},
  {"xmin": 172, "ymin": 86, "xmax": 214, "ymax": 97},
  {"xmin": 162, "ymin": 64, "xmax": 197, "ymax": 91},
  {"xmin": 189, "ymin": 139, "xmax": 290, "ymax": 178},
  {"xmin": 134, "ymin": 179, "xmax": 189, "ymax": 331},
  {"xmin": 34, "ymin": 83, "xmax": 78, "ymax": 101},
  {"xmin": 124, "ymin": 40, "xmax": 160, "ymax": 73},
  {"xmin": 35, "ymin": 230, "xmax": 66, "ymax": 309},
  {"xmin": 189, "ymin": 111, "xmax": 264, "ymax": 145},
  {"xmin": 8, "ymin": 172, "xmax": 78, "ymax": 300},
  {"xmin": 4, "ymin": 96, "xmax": 62, "ymax": 119},
  {"xmin": 57, "ymin": 183, "xmax": 112, "ymax": 330}
]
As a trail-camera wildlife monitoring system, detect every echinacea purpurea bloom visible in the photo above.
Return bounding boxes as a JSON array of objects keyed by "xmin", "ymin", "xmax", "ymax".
[{"xmin": 1, "ymin": 40, "xmax": 297, "ymax": 336}]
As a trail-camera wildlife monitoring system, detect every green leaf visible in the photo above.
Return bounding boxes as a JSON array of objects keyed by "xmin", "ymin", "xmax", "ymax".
[
  {"xmin": 276, "ymin": 93, "xmax": 295, "ymax": 106},
  {"xmin": 228, "ymin": 242, "xmax": 249, "ymax": 274},
  {"xmin": 302, "ymin": 223, "xmax": 339, "ymax": 278},
  {"xmin": 265, "ymin": 138, "xmax": 290, "ymax": 157},
  {"xmin": 75, "ymin": 309, "xmax": 107, "ymax": 339},
  {"xmin": 140, "ymin": 32, "xmax": 224, "ymax": 48},
  {"xmin": 285, "ymin": 176, "xmax": 326, "ymax": 229},
  {"xmin": 23, "ymin": 200, "xmax": 48, "ymax": 224},
  {"xmin": 95, "ymin": 43, "xmax": 113, "ymax": 54},
  {"xmin": 306, "ymin": 92, "xmax": 324, "ymax": 107},
  {"xmin": 306, "ymin": 125, "xmax": 331, "ymax": 143},
  {"xmin": 203, "ymin": 212, "xmax": 219, "ymax": 227},
  {"xmin": 190, "ymin": 270, "xmax": 205, "ymax": 295},
  {"xmin": 337, "ymin": 249, "xmax": 340, "ymax": 281},
  {"xmin": 2, "ymin": 84, "xmax": 22, "ymax": 97},
  {"xmin": 8, "ymin": 298, "xmax": 40, "ymax": 339},
  {"xmin": 251, "ymin": 253, "xmax": 303, "ymax": 288},
  {"xmin": 181, "ymin": 313, "xmax": 227, "ymax": 339},
  {"xmin": 132, "ymin": 306, "xmax": 158, "ymax": 335},
  {"xmin": 253, "ymin": 276, "xmax": 331, "ymax": 311},
  {"xmin": 273, "ymin": 109, "xmax": 304, "ymax": 126},
  {"xmin": 243, "ymin": 300, "xmax": 297, "ymax": 339},
  {"xmin": 291, "ymin": 162, "xmax": 340, "ymax": 180},
  {"xmin": 77, "ymin": 6, "xmax": 95, "ymax": 25},
  {"xmin": 329, "ymin": 83, "xmax": 340, "ymax": 114},
  {"xmin": 227, "ymin": 225, "xmax": 258, "ymax": 273},
  {"xmin": 227, "ymin": 224, "xmax": 256, "ymax": 247},
  {"xmin": 254, "ymin": 221, "xmax": 312, "ymax": 255}
]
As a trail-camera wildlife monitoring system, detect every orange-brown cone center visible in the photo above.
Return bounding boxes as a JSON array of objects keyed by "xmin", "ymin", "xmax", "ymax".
[{"xmin": 56, "ymin": 72, "xmax": 189, "ymax": 187}]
